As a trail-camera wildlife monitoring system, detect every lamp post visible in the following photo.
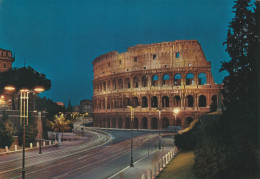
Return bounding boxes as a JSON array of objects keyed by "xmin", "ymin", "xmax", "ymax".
[
  {"xmin": 5, "ymin": 86, "xmax": 44, "ymax": 179},
  {"xmin": 156, "ymin": 106, "xmax": 162, "ymax": 150},
  {"xmin": 173, "ymin": 108, "xmax": 180, "ymax": 134},
  {"xmin": 127, "ymin": 106, "xmax": 134, "ymax": 167}
]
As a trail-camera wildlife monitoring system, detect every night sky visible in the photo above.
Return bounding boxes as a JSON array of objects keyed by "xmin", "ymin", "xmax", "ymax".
[{"xmin": 0, "ymin": 0, "xmax": 237, "ymax": 106}]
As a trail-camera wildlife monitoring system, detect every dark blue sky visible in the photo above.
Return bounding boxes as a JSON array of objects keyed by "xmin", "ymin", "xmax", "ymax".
[{"xmin": 0, "ymin": 0, "xmax": 237, "ymax": 106}]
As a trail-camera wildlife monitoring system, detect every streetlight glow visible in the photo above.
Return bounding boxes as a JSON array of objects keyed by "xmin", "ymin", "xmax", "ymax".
[
  {"xmin": 34, "ymin": 87, "xmax": 45, "ymax": 93},
  {"xmin": 4, "ymin": 86, "xmax": 16, "ymax": 91}
]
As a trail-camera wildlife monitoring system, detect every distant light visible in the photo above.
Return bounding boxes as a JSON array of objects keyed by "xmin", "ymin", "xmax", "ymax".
[
  {"xmin": 20, "ymin": 89, "xmax": 29, "ymax": 92},
  {"xmin": 173, "ymin": 108, "xmax": 180, "ymax": 114},
  {"xmin": 4, "ymin": 86, "xmax": 16, "ymax": 91}
]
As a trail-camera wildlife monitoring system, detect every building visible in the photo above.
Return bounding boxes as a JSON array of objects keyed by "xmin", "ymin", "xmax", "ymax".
[
  {"xmin": 0, "ymin": 48, "xmax": 15, "ymax": 72},
  {"xmin": 92, "ymin": 40, "xmax": 222, "ymax": 129},
  {"xmin": 80, "ymin": 99, "xmax": 92, "ymax": 114},
  {"xmin": 0, "ymin": 48, "xmax": 15, "ymax": 110}
]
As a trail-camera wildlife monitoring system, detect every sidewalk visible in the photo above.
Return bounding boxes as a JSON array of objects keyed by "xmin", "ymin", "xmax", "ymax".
[{"xmin": 109, "ymin": 137, "xmax": 175, "ymax": 179}]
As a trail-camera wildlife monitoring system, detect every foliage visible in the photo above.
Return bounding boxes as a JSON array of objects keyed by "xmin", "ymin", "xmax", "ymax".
[
  {"xmin": 174, "ymin": 121, "xmax": 201, "ymax": 150},
  {"xmin": 47, "ymin": 113, "xmax": 71, "ymax": 133},
  {"xmin": 0, "ymin": 66, "xmax": 51, "ymax": 92},
  {"xmin": 193, "ymin": 1, "xmax": 259, "ymax": 178},
  {"xmin": 18, "ymin": 113, "xmax": 38, "ymax": 147},
  {"xmin": 0, "ymin": 111, "xmax": 14, "ymax": 148},
  {"xmin": 209, "ymin": 101, "xmax": 217, "ymax": 112},
  {"xmin": 35, "ymin": 96, "xmax": 65, "ymax": 138}
]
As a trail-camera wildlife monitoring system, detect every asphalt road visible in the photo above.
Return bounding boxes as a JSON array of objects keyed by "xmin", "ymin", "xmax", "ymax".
[{"xmin": 0, "ymin": 128, "xmax": 174, "ymax": 179}]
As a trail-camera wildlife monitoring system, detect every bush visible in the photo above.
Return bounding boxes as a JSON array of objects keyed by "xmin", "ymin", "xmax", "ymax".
[{"xmin": 174, "ymin": 121, "xmax": 201, "ymax": 150}]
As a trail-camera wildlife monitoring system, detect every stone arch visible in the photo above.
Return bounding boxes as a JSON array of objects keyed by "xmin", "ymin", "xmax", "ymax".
[
  {"xmin": 142, "ymin": 76, "xmax": 148, "ymax": 87},
  {"xmin": 132, "ymin": 96, "xmax": 139, "ymax": 108},
  {"xmin": 186, "ymin": 73, "xmax": 194, "ymax": 85},
  {"xmin": 133, "ymin": 76, "xmax": 139, "ymax": 88},
  {"xmin": 174, "ymin": 73, "xmax": 181, "ymax": 86},
  {"xmin": 134, "ymin": 117, "xmax": 139, "ymax": 129},
  {"xmin": 174, "ymin": 96, "xmax": 181, "ymax": 107},
  {"xmin": 162, "ymin": 96, "xmax": 169, "ymax": 108},
  {"xmin": 162, "ymin": 117, "xmax": 169, "ymax": 129},
  {"xmin": 125, "ymin": 117, "xmax": 130, "ymax": 129},
  {"xmin": 142, "ymin": 117, "xmax": 148, "ymax": 129},
  {"xmin": 151, "ymin": 117, "xmax": 158, "ymax": 129},
  {"xmin": 176, "ymin": 117, "xmax": 181, "ymax": 126},
  {"xmin": 186, "ymin": 117, "xmax": 193, "ymax": 125},
  {"xmin": 118, "ymin": 118, "xmax": 123, "ymax": 128},
  {"xmin": 162, "ymin": 74, "xmax": 170, "ymax": 86},
  {"xmin": 112, "ymin": 79, "xmax": 117, "ymax": 90},
  {"xmin": 124, "ymin": 97, "xmax": 131, "ymax": 107},
  {"xmin": 125, "ymin": 78, "xmax": 131, "ymax": 88},
  {"xmin": 107, "ymin": 118, "xmax": 110, "ymax": 128},
  {"xmin": 198, "ymin": 73, "xmax": 207, "ymax": 85},
  {"xmin": 186, "ymin": 95, "xmax": 194, "ymax": 107},
  {"xmin": 118, "ymin": 79, "xmax": 123, "ymax": 89},
  {"xmin": 103, "ymin": 82, "xmax": 106, "ymax": 91},
  {"xmin": 151, "ymin": 96, "xmax": 158, "ymax": 108},
  {"xmin": 142, "ymin": 96, "xmax": 148, "ymax": 108},
  {"xmin": 112, "ymin": 118, "xmax": 116, "ymax": 128},
  {"xmin": 151, "ymin": 75, "xmax": 159, "ymax": 87},
  {"xmin": 199, "ymin": 95, "xmax": 207, "ymax": 107},
  {"xmin": 107, "ymin": 80, "xmax": 111, "ymax": 90}
]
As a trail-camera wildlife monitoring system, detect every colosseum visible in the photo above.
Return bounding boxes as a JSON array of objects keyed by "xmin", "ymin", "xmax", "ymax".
[{"xmin": 92, "ymin": 40, "xmax": 222, "ymax": 130}]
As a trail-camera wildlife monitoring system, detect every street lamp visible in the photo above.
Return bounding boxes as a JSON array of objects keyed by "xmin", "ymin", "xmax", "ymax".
[
  {"xmin": 127, "ymin": 106, "xmax": 134, "ymax": 167},
  {"xmin": 5, "ymin": 86, "xmax": 44, "ymax": 179},
  {"xmin": 156, "ymin": 106, "xmax": 162, "ymax": 150},
  {"xmin": 173, "ymin": 108, "xmax": 180, "ymax": 134}
]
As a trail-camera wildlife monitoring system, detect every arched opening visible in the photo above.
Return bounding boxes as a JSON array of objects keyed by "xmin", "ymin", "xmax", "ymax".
[
  {"xmin": 142, "ymin": 117, "xmax": 148, "ymax": 129},
  {"xmin": 107, "ymin": 118, "xmax": 110, "ymax": 128},
  {"xmin": 151, "ymin": 117, "xmax": 158, "ymax": 129},
  {"xmin": 186, "ymin": 117, "xmax": 193, "ymax": 125},
  {"xmin": 174, "ymin": 74, "xmax": 182, "ymax": 86},
  {"xmin": 162, "ymin": 118, "xmax": 169, "ymax": 129},
  {"xmin": 142, "ymin": 96, "xmax": 148, "ymax": 108},
  {"xmin": 199, "ymin": 95, "xmax": 207, "ymax": 107},
  {"xmin": 107, "ymin": 99, "xmax": 110, "ymax": 109},
  {"xmin": 100, "ymin": 83, "xmax": 102, "ymax": 91},
  {"xmin": 112, "ymin": 118, "xmax": 116, "ymax": 128},
  {"xmin": 132, "ymin": 97, "xmax": 139, "ymax": 108},
  {"xmin": 186, "ymin": 95, "xmax": 194, "ymax": 107},
  {"xmin": 103, "ymin": 118, "xmax": 106, "ymax": 128},
  {"xmin": 176, "ymin": 118, "xmax": 181, "ymax": 127},
  {"xmin": 125, "ymin": 117, "xmax": 130, "ymax": 129},
  {"xmin": 99, "ymin": 118, "xmax": 102, "ymax": 127},
  {"xmin": 198, "ymin": 73, "xmax": 207, "ymax": 85},
  {"xmin": 174, "ymin": 96, "xmax": 181, "ymax": 107},
  {"xmin": 133, "ymin": 76, "xmax": 139, "ymax": 88},
  {"xmin": 134, "ymin": 118, "xmax": 139, "ymax": 129},
  {"xmin": 151, "ymin": 75, "xmax": 159, "ymax": 87},
  {"xmin": 118, "ymin": 118, "xmax": 123, "ymax": 128},
  {"xmin": 124, "ymin": 97, "xmax": 131, "ymax": 108},
  {"xmin": 186, "ymin": 73, "xmax": 194, "ymax": 85},
  {"xmin": 107, "ymin": 80, "xmax": 111, "ymax": 90},
  {"xmin": 151, "ymin": 96, "xmax": 158, "ymax": 108},
  {"xmin": 125, "ymin": 78, "xmax": 131, "ymax": 88},
  {"xmin": 210, "ymin": 95, "xmax": 218, "ymax": 112},
  {"xmin": 118, "ymin": 79, "xmax": 123, "ymax": 89},
  {"xmin": 142, "ymin": 76, "xmax": 148, "ymax": 87},
  {"xmin": 103, "ymin": 82, "xmax": 106, "ymax": 91},
  {"xmin": 94, "ymin": 118, "xmax": 98, "ymax": 127},
  {"xmin": 112, "ymin": 79, "xmax": 117, "ymax": 90},
  {"xmin": 162, "ymin": 74, "xmax": 170, "ymax": 86},
  {"xmin": 162, "ymin": 96, "xmax": 169, "ymax": 108}
]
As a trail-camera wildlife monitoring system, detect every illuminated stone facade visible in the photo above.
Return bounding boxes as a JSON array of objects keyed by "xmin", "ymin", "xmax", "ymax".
[{"xmin": 92, "ymin": 40, "xmax": 222, "ymax": 129}]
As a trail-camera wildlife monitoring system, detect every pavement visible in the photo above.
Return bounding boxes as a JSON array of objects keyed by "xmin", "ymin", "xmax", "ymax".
[{"xmin": 108, "ymin": 136, "xmax": 175, "ymax": 179}]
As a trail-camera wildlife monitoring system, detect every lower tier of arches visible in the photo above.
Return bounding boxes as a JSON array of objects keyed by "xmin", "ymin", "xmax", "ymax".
[{"xmin": 93, "ymin": 111, "xmax": 204, "ymax": 129}]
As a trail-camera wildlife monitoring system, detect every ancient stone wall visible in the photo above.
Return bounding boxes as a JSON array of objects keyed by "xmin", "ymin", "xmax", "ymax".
[
  {"xmin": 92, "ymin": 40, "xmax": 222, "ymax": 129},
  {"xmin": 0, "ymin": 48, "xmax": 15, "ymax": 72}
]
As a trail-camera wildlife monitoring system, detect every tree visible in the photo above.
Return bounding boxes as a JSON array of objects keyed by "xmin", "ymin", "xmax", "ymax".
[
  {"xmin": 0, "ymin": 66, "xmax": 51, "ymax": 92},
  {"xmin": 18, "ymin": 113, "xmax": 38, "ymax": 147},
  {"xmin": 0, "ymin": 111, "xmax": 14, "ymax": 148},
  {"xmin": 193, "ymin": 1, "xmax": 259, "ymax": 178},
  {"xmin": 47, "ymin": 113, "xmax": 71, "ymax": 141}
]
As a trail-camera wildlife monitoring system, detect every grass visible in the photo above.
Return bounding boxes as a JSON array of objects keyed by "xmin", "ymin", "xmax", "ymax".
[{"xmin": 156, "ymin": 151, "xmax": 196, "ymax": 179}]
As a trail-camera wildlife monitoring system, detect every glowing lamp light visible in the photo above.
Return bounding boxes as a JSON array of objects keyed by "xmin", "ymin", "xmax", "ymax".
[
  {"xmin": 173, "ymin": 108, "xmax": 180, "ymax": 114},
  {"xmin": 34, "ymin": 87, "xmax": 44, "ymax": 93},
  {"xmin": 20, "ymin": 89, "xmax": 29, "ymax": 92},
  {"xmin": 4, "ymin": 86, "xmax": 16, "ymax": 91}
]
